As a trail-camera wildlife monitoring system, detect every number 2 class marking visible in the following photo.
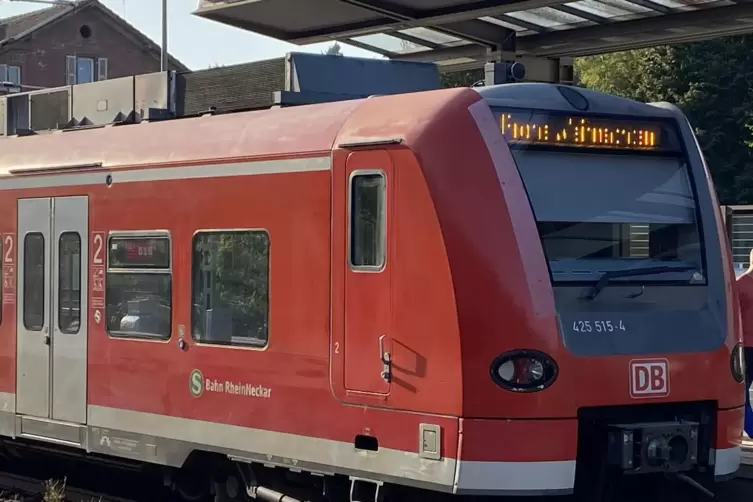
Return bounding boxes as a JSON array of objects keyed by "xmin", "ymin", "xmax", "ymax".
[
  {"xmin": 92, "ymin": 233, "xmax": 104, "ymax": 265},
  {"xmin": 3, "ymin": 235, "xmax": 13, "ymax": 264}
]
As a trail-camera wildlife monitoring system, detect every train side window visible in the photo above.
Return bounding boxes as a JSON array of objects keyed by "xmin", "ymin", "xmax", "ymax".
[
  {"xmin": 105, "ymin": 233, "xmax": 172, "ymax": 340},
  {"xmin": 191, "ymin": 230, "xmax": 269, "ymax": 347},
  {"xmin": 23, "ymin": 233, "xmax": 45, "ymax": 331},
  {"xmin": 58, "ymin": 232, "xmax": 81, "ymax": 334},
  {"xmin": 349, "ymin": 172, "xmax": 386, "ymax": 270}
]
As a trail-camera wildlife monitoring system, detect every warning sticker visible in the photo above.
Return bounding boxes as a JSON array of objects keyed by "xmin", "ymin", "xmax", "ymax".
[{"xmin": 90, "ymin": 232, "xmax": 105, "ymax": 310}]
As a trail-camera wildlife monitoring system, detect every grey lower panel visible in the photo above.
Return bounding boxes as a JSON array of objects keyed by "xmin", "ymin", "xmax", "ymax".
[
  {"xmin": 86, "ymin": 426, "xmax": 457, "ymax": 494},
  {"xmin": 0, "ymin": 412, "xmax": 13, "ymax": 439},
  {"xmin": 0, "ymin": 408, "xmax": 582, "ymax": 496},
  {"xmin": 0, "ymin": 411, "xmax": 458, "ymax": 494},
  {"xmin": 18, "ymin": 415, "xmax": 86, "ymax": 448}
]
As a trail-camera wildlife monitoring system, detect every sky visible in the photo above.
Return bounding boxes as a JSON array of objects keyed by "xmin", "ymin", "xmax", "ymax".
[{"xmin": 0, "ymin": 0, "xmax": 382, "ymax": 70}]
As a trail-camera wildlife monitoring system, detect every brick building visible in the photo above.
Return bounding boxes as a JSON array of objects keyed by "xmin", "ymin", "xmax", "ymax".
[{"xmin": 0, "ymin": 0, "xmax": 188, "ymax": 92}]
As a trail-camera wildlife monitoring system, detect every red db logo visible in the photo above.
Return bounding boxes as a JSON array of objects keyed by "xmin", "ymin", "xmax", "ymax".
[{"xmin": 629, "ymin": 359, "xmax": 669, "ymax": 398}]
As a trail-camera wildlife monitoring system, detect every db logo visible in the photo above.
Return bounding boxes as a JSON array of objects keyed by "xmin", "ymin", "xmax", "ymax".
[{"xmin": 629, "ymin": 359, "xmax": 670, "ymax": 398}]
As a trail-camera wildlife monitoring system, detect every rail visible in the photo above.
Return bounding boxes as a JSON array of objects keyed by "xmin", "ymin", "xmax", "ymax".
[{"xmin": 0, "ymin": 470, "xmax": 143, "ymax": 502}]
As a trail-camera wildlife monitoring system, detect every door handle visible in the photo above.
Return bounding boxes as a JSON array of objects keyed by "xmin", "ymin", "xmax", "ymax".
[
  {"xmin": 378, "ymin": 334, "xmax": 391, "ymax": 383},
  {"xmin": 43, "ymin": 335, "xmax": 50, "ymax": 345}
]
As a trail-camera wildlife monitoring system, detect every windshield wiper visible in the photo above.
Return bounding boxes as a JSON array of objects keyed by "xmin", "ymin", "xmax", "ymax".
[{"xmin": 584, "ymin": 265, "xmax": 697, "ymax": 301}]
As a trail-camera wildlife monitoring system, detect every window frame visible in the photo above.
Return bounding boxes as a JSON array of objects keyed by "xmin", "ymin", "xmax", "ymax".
[
  {"xmin": 58, "ymin": 231, "xmax": 82, "ymax": 335},
  {"xmin": 105, "ymin": 230, "xmax": 173, "ymax": 341},
  {"xmin": 190, "ymin": 228, "xmax": 271, "ymax": 350},
  {"xmin": 66, "ymin": 55, "xmax": 76, "ymax": 85},
  {"xmin": 97, "ymin": 57, "xmax": 108, "ymax": 81},
  {"xmin": 23, "ymin": 232, "xmax": 45, "ymax": 332},
  {"xmin": 347, "ymin": 169, "xmax": 387, "ymax": 273},
  {"xmin": 66, "ymin": 55, "xmax": 106, "ymax": 85},
  {"xmin": 0, "ymin": 64, "xmax": 21, "ymax": 86}
]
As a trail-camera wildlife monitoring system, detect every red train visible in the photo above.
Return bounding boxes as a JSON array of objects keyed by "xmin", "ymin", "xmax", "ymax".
[{"xmin": 0, "ymin": 78, "xmax": 743, "ymax": 501}]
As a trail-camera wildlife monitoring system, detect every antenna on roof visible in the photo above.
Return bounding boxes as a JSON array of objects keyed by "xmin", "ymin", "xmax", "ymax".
[{"xmin": 160, "ymin": 0, "xmax": 167, "ymax": 72}]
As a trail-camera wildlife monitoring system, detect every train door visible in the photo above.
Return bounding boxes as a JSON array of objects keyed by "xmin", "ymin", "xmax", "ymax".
[
  {"xmin": 17, "ymin": 197, "xmax": 88, "ymax": 429},
  {"xmin": 343, "ymin": 150, "xmax": 393, "ymax": 395}
]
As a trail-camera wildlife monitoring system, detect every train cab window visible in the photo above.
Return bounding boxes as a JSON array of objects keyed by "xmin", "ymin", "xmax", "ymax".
[
  {"xmin": 191, "ymin": 230, "xmax": 269, "ymax": 347},
  {"xmin": 58, "ymin": 232, "xmax": 81, "ymax": 334},
  {"xmin": 23, "ymin": 233, "xmax": 45, "ymax": 331},
  {"xmin": 350, "ymin": 172, "xmax": 386, "ymax": 270},
  {"xmin": 105, "ymin": 233, "xmax": 171, "ymax": 340},
  {"xmin": 513, "ymin": 150, "xmax": 704, "ymax": 282}
]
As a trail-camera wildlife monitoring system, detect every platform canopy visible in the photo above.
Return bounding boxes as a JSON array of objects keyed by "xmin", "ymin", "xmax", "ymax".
[{"xmin": 194, "ymin": 0, "xmax": 753, "ymax": 70}]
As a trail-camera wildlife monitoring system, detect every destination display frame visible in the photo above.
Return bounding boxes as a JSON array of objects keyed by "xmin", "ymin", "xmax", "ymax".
[{"xmin": 493, "ymin": 107, "xmax": 683, "ymax": 153}]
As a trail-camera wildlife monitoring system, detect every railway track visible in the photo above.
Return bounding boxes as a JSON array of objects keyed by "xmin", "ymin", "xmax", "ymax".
[
  {"xmin": 0, "ymin": 440, "xmax": 750, "ymax": 502},
  {"xmin": 0, "ymin": 471, "xmax": 141, "ymax": 502}
]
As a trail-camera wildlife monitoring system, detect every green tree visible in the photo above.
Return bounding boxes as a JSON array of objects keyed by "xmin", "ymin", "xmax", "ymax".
[
  {"xmin": 440, "ymin": 68, "xmax": 484, "ymax": 88},
  {"xmin": 193, "ymin": 232, "xmax": 269, "ymax": 342},
  {"xmin": 324, "ymin": 42, "xmax": 343, "ymax": 56},
  {"xmin": 575, "ymin": 37, "xmax": 753, "ymax": 204}
]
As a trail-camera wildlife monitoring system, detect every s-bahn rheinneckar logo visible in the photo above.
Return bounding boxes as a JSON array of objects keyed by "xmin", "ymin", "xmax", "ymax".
[
  {"xmin": 188, "ymin": 368, "xmax": 273, "ymax": 399},
  {"xmin": 189, "ymin": 369, "xmax": 204, "ymax": 397},
  {"xmin": 629, "ymin": 359, "xmax": 669, "ymax": 399}
]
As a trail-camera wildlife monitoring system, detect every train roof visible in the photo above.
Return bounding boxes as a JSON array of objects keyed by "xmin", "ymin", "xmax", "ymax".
[
  {"xmin": 475, "ymin": 83, "xmax": 677, "ymax": 119},
  {"xmin": 0, "ymin": 86, "xmax": 480, "ymax": 177}
]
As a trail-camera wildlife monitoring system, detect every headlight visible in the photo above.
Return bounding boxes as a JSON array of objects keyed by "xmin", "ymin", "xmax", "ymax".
[
  {"xmin": 731, "ymin": 342, "xmax": 745, "ymax": 384},
  {"xmin": 490, "ymin": 349, "xmax": 558, "ymax": 392}
]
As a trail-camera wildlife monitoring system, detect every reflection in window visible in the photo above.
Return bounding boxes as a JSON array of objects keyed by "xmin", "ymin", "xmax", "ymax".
[
  {"xmin": 23, "ymin": 233, "xmax": 45, "ymax": 331},
  {"xmin": 0, "ymin": 64, "xmax": 21, "ymax": 86},
  {"xmin": 76, "ymin": 57, "xmax": 94, "ymax": 84},
  {"xmin": 511, "ymin": 150, "xmax": 704, "ymax": 282},
  {"xmin": 537, "ymin": 221, "xmax": 700, "ymax": 263},
  {"xmin": 350, "ymin": 173, "xmax": 386, "ymax": 269},
  {"xmin": 191, "ymin": 231, "xmax": 269, "ymax": 347},
  {"xmin": 105, "ymin": 234, "xmax": 171, "ymax": 339},
  {"xmin": 58, "ymin": 232, "xmax": 81, "ymax": 334},
  {"xmin": 66, "ymin": 56, "xmax": 106, "ymax": 85}
]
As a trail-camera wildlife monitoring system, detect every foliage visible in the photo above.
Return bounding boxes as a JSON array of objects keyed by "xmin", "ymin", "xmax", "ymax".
[
  {"xmin": 193, "ymin": 232, "xmax": 269, "ymax": 341},
  {"xmin": 575, "ymin": 37, "xmax": 753, "ymax": 204},
  {"xmin": 439, "ymin": 68, "xmax": 484, "ymax": 88},
  {"xmin": 324, "ymin": 42, "xmax": 343, "ymax": 56},
  {"xmin": 42, "ymin": 478, "xmax": 65, "ymax": 502}
]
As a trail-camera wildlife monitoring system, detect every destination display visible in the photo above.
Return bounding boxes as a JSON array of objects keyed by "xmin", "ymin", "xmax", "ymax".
[
  {"xmin": 109, "ymin": 236, "xmax": 170, "ymax": 269},
  {"xmin": 494, "ymin": 108, "xmax": 680, "ymax": 152}
]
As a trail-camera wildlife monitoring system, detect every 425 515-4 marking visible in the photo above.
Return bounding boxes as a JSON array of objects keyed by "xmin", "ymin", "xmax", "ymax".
[{"xmin": 572, "ymin": 320, "xmax": 627, "ymax": 333}]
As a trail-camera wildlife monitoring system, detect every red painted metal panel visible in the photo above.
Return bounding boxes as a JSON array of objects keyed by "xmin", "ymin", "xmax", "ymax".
[{"xmin": 343, "ymin": 150, "xmax": 392, "ymax": 395}]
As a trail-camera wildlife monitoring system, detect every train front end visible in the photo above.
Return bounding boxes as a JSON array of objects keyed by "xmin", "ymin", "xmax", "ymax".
[{"xmin": 468, "ymin": 83, "xmax": 743, "ymax": 499}]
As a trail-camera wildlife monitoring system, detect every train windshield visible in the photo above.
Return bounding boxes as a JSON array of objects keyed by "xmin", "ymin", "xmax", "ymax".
[{"xmin": 495, "ymin": 108, "xmax": 704, "ymax": 284}]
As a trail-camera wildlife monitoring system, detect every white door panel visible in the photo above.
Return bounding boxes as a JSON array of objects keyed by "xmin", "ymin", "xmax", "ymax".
[
  {"xmin": 16, "ymin": 198, "xmax": 52, "ymax": 418},
  {"xmin": 16, "ymin": 196, "xmax": 88, "ymax": 424}
]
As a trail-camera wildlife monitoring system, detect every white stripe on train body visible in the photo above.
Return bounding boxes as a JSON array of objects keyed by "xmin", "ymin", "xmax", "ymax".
[{"xmin": 0, "ymin": 156, "xmax": 331, "ymax": 192}]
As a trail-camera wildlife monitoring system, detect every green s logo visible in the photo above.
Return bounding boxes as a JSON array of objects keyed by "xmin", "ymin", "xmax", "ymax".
[{"xmin": 189, "ymin": 369, "xmax": 204, "ymax": 397}]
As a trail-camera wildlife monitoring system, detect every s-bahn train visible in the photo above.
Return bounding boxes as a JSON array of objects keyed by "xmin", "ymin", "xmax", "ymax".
[{"xmin": 0, "ymin": 77, "xmax": 743, "ymax": 502}]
